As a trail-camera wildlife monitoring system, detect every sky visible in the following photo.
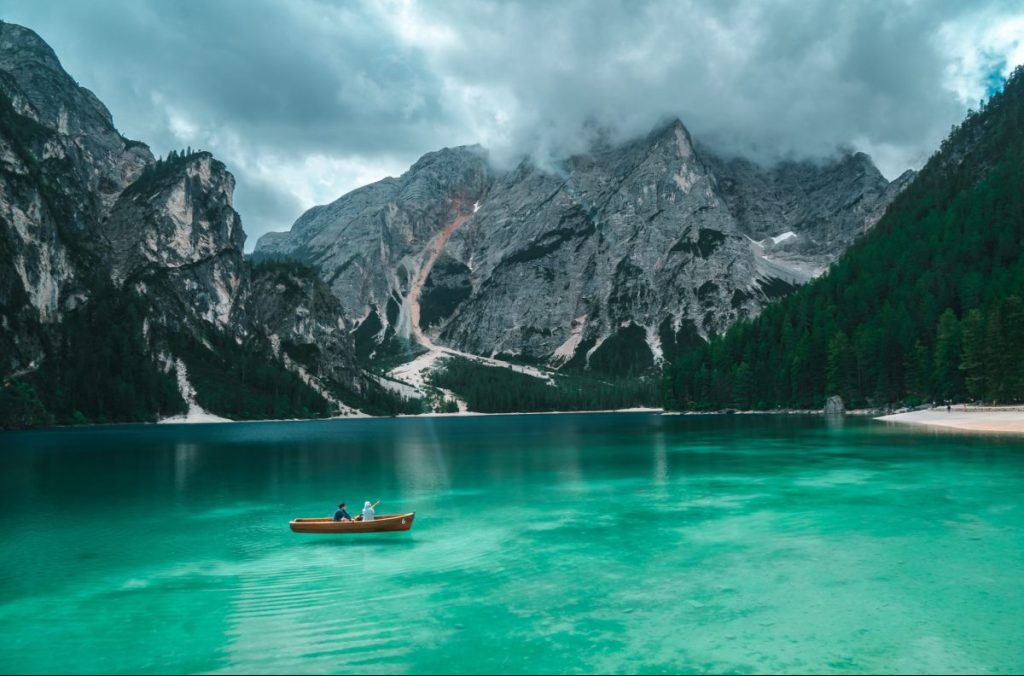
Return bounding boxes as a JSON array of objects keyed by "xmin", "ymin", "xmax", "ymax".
[{"xmin": 2, "ymin": 0, "xmax": 1022, "ymax": 250}]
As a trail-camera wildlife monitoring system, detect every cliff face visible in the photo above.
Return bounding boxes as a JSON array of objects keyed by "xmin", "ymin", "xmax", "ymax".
[
  {"xmin": 0, "ymin": 22, "xmax": 363, "ymax": 424},
  {"xmin": 257, "ymin": 120, "xmax": 912, "ymax": 372},
  {"xmin": 0, "ymin": 21, "xmax": 150, "ymax": 369},
  {"xmin": 102, "ymin": 152, "xmax": 246, "ymax": 331},
  {"xmin": 0, "ymin": 19, "xmax": 919, "ymax": 424}
]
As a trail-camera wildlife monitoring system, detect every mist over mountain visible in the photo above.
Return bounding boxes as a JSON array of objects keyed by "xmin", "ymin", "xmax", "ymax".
[
  {"xmin": 665, "ymin": 65, "xmax": 1024, "ymax": 411},
  {"xmin": 256, "ymin": 118, "xmax": 911, "ymax": 383},
  {"xmin": 0, "ymin": 8, "xmax": 1018, "ymax": 425},
  {"xmin": 1, "ymin": 0, "xmax": 1018, "ymax": 245}
]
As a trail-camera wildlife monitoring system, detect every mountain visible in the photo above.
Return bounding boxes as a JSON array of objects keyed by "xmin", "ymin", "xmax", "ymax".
[
  {"xmin": 664, "ymin": 65, "xmax": 1024, "ymax": 411},
  {"xmin": 256, "ymin": 120, "xmax": 911, "ymax": 378},
  {"xmin": 0, "ymin": 22, "xmax": 402, "ymax": 428},
  {"xmin": 0, "ymin": 20, "xmax": 922, "ymax": 427}
]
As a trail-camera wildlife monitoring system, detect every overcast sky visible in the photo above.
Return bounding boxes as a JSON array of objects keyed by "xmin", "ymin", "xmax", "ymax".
[{"xmin": 2, "ymin": 0, "xmax": 1022, "ymax": 249}]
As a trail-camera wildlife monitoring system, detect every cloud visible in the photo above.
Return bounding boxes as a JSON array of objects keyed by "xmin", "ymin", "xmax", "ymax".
[
  {"xmin": 1, "ymin": 0, "xmax": 1022, "ymax": 248},
  {"xmin": 376, "ymin": 0, "xmax": 1023, "ymax": 176}
]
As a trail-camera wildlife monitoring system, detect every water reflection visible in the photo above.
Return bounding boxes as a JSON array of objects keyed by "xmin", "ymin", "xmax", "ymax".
[
  {"xmin": 173, "ymin": 443, "xmax": 199, "ymax": 493},
  {"xmin": 1, "ymin": 414, "xmax": 1023, "ymax": 674}
]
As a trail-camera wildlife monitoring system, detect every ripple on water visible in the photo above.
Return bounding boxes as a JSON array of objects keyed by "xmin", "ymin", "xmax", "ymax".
[{"xmin": 2, "ymin": 415, "xmax": 1023, "ymax": 674}]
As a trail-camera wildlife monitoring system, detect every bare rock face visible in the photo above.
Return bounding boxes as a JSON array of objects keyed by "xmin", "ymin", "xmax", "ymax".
[
  {"xmin": 0, "ymin": 21, "xmax": 153, "ymax": 373},
  {"xmin": 258, "ymin": 120, "xmax": 913, "ymax": 372},
  {"xmin": 824, "ymin": 395, "xmax": 845, "ymax": 416},
  {"xmin": 0, "ymin": 21, "xmax": 362, "ymax": 412},
  {"xmin": 705, "ymin": 150, "xmax": 917, "ymax": 277},
  {"xmin": 103, "ymin": 152, "xmax": 246, "ymax": 330},
  {"xmin": 257, "ymin": 146, "xmax": 492, "ymax": 357},
  {"xmin": 242, "ymin": 262, "xmax": 361, "ymax": 393}
]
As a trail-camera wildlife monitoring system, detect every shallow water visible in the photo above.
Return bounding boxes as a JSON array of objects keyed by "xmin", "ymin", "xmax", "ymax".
[{"xmin": 0, "ymin": 413, "xmax": 1022, "ymax": 674}]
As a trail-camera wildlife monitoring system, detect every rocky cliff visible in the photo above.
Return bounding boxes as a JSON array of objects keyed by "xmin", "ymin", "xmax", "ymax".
[
  {"xmin": 0, "ymin": 22, "xmax": 367, "ymax": 426},
  {"xmin": 257, "ymin": 120, "xmax": 913, "ymax": 374}
]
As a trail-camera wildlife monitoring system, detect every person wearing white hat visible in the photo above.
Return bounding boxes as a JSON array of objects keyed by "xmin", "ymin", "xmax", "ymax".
[{"xmin": 361, "ymin": 501, "xmax": 375, "ymax": 522}]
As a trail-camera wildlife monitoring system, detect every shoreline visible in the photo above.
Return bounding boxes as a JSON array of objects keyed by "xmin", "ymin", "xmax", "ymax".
[
  {"xmin": 876, "ymin": 406, "xmax": 1024, "ymax": 434},
  {"xmin": 15, "ymin": 406, "xmax": 667, "ymax": 432},
  {"xmin": 18, "ymin": 405, "xmax": 1024, "ymax": 435}
]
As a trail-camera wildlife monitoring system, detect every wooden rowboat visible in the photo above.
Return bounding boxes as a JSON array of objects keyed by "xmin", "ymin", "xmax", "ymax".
[{"xmin": 289, "ymin": 513, "xmax": 415, "ymax": 534}]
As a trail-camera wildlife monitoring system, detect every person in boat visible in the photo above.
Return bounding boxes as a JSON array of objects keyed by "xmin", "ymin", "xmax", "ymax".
[
  {"xmin": 361, "ymin": 501, "xmax": 375, "ymax": 522},
  {"xmin": 333, "ymin": 503, "xmax": 352, "ymax": 523}
]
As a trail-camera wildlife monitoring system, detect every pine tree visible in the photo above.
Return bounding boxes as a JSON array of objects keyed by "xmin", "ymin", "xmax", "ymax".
[
  {"xmin": 932, "ymin": 309, "xmax": 962, "ymax": 400},
  {"xmin": 960, "ymin": 309, "xmax": 987, "ymax": 401}
]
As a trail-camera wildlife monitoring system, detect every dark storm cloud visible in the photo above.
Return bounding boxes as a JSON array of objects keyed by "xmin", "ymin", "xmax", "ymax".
[
  {"xmin": 0, "ymin": 0, "xmax": 461, "ymax": 244},
  {"xmin": 411, "ymin": 0, "xmax": 1010, "ymax": 171},
  {"xmin": 1, "ymin": 0, "xmax": 1021, "ymax": 247}
]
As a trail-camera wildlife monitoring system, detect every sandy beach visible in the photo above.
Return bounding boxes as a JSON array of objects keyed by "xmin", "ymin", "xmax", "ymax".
[{"xmin": 877, "ymin": 406, "xmax": 1024, "ymax": 434}]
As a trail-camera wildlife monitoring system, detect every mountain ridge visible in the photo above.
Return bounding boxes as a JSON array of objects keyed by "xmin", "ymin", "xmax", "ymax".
[
  {"xmin": 0, "ymin": 21, "xmax": 411, "ymax": 427},
  {"xmin": 256, "ymin": 114, "xmax": 912, "ymax": 380},
  {"xmin": 664, "ymin": 65, "xmax": 1024, "ymax": 410}
]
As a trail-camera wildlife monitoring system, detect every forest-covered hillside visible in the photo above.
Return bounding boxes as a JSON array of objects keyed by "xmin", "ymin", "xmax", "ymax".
[{"xmin": 664, "ymin": 66, "xmax": 1024, "ymax": 410}]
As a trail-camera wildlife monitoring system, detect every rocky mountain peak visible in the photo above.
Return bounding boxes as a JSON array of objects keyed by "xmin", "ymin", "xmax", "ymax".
[
  {"xmin": 0, "ymin": 22, "xmax": 64, "ymax": 75},
  {"xmin": 259, "ymin": 116, "xmax": 911, "ymax": 373},
  {"xmin": 0, "ymin": 23, "xmax": 375, "ymax": 425},
  {"xmin": 648, "ymin": 117, "xmax": 696, "ymax": 158},
  {"xmin": 104, "ymin": 151, "xmax": 244, "ymax": 287},
  {"xmin": 0, "ymin": 21, "xmax": 118, "ymax": 136}
]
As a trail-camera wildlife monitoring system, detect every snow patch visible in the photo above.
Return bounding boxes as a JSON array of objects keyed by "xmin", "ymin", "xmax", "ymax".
[
  {"xmin": 747, "ymin": 236, "xmax": 816, "ymax": 285},
  {"xmin": 771, "ymin": 231, "xmax": 797, "ymax": 245}
]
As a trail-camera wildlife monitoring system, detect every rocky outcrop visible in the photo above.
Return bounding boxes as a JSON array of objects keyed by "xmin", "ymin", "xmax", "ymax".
[
  {"xmin": 103, "ymin": 152, "xmax": 246, "ymax": 330},
  {"xmin": 241, "ymin": 261, "xmax": 361, "ymax": 393},
  {"xmin": 0, "ymin": 21, "xmax": 153, "ymax": 374},
  {"xmin": 705, "ymin": 150, "xmax": 917, "ymax": 278},
  {"xmin": 257, "ymin": 146, "xmax": 492, "ymax": 359},
  {"xmin": 0, "ymin": 21, "xmax": 364, "ymax": 421},
  {"xmin": 824, "ymin": 395, "xmax": 845, "ymax": 416},
  {"xmin": 258, "ymin": 120, "xmax": 913, "ymax": 373}
]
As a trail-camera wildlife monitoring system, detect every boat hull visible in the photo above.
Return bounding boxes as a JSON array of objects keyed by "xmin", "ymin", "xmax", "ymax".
[{"xmin": 289, "ymin": 513, "xmax": 415, "ymax": 534}]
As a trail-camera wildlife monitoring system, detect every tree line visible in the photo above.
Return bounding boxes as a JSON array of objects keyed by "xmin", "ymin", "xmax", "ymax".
[
  {"xmin": 430, "ymin": 357, "xmax": 659, "ymax": 413},
  {"xmin": 664, "ymin": 65, "xmax": 1024, "ymax": 411}
]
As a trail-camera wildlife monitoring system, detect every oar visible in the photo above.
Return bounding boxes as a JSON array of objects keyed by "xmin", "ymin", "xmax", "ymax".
[{"xmin": 353, "ymin": 500, "xmax": 380, "ymax": 522}]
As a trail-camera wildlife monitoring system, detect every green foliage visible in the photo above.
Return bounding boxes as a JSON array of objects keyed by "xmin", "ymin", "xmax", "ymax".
[
  {"xmin": 169, "ymin": 330, "xmax": 331, "ymax": 421},
  {"xmin": 665, "ymin": 65, "xmax": 1024, "ymax": 410},
  {"xmin": 248, "ymin": 255, "xmax": 318, "ymax": 277},
  {"xmin": 23, "ymin": 286, "xmax": 186, "ymax": 426},
  {"xmin": 429, "ymin": 357, "xmax": 659, "ymax": 413},
  {"xmin": 0, "ymin": 381, "xmax": 52, "ymax": 429},
  {"xmin": 584, "ymin": 324, "xmax": 655, "ymax": 377},
  {"xmin": 332, "ymin": 377, "xmax": 427, "ymax": 417},
  {"xmin": 125, "ymin": 147, "xmax": 208, "ymax": 197}
]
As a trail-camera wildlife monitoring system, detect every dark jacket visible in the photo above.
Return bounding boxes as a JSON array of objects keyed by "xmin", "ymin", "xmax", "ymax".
[{"xmin": 333, "ymin": 508, "xmax": 352, "ymax": 522}]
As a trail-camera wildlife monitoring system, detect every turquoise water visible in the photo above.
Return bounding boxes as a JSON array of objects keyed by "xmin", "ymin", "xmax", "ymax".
[{"xmin": 0, "ymin": 413, "xmax": 1022, "ymax": 674}]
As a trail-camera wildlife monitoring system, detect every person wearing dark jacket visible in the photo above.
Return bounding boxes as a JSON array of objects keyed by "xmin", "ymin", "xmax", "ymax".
[{"xmin": 333, "ymin": 503, "xmax": 352, "ymax": 522}]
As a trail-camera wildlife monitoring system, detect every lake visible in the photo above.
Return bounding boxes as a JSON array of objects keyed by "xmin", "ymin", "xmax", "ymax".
[{"xmin": 0, "ymin": 413, "xmax": 1022, "ymax": 674}]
